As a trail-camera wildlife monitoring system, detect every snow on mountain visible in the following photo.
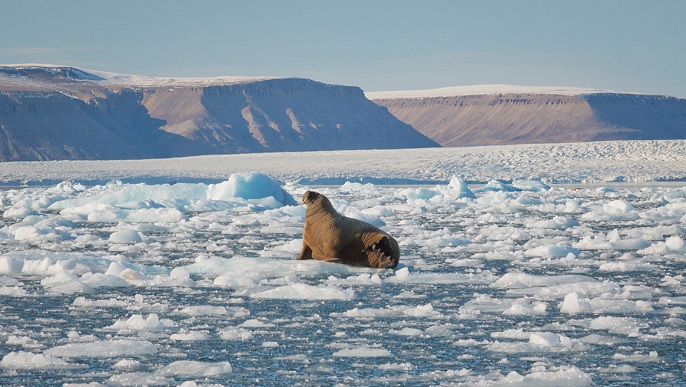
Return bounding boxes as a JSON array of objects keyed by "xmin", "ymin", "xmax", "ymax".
[{"xmin": 365, "ymin": 84, "xmax": 617, "ymax": 99}]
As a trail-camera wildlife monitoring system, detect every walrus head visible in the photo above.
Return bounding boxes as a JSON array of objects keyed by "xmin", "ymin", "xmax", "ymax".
[{"xmin": 301, "ymin": 190, "xmax": 321, "ymax": 205}]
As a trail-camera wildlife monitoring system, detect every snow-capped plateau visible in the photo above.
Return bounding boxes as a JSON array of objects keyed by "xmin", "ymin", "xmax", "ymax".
[
  {"xmin": 365, "ymin": 84, "xmax": 618, "ymax": 99},
  {"xmin": 371, "ymin": 86, "xmax": 686, "ymax": 147},
  {"xmin": 0, "ymin": 65, "xmax": 437, "ymax": 161}
]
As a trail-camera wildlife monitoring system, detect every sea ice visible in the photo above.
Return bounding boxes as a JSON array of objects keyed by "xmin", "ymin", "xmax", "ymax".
[
  {"xmin": 1, "ymin": 144, "xmax": 685, "ymax": 385},
  {"xmin": 1, "ymin": 351, "xmax": 83, "ymax": 369},
  {"xmin": 44, "ymin": 339, "xmax": 157, "ymax": 358},
  {"xmin": 158, "ymin": 360, "xmax": 232, "ymax": 377}
]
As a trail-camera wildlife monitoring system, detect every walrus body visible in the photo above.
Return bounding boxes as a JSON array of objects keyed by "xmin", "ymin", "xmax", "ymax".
[{"xmin": 296, "ymin": 191, "xmax": 400, "ymax": 268}]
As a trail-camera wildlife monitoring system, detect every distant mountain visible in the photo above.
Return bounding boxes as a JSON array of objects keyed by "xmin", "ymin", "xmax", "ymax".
[
  {"xmin": 0, "ymin": 65, "xmax": 438, "ymax": 161},
  {"xmin": 369, "ymin": 86, "xmax": 686, "ymax": 147}
]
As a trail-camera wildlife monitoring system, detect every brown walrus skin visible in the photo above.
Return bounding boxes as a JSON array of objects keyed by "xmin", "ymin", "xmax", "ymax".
[{"xmin": 296, "ymin": 191, "xmax": 400, "ymax": 268}]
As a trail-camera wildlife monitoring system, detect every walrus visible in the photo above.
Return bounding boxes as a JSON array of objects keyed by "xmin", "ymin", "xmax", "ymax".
[{"xmin": 296, "ymin": 190, "xmax": 400, "ymax": 268}]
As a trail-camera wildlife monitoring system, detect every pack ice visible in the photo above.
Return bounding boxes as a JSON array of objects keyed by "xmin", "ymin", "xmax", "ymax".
[{"xmin": 1, "ymin": 157, "xmax": 686, "ymax": 385}]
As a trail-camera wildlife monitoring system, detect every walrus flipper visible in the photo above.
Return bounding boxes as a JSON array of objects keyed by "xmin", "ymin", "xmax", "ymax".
[
  {"xmin": 318, "ymin": 256, "xmax": 342, "ymax": 264},
  {"xmin": 364, "ymin": 236, "xmax": 396, "ymax": 268},
  {"xmin": 296, "ymin": 243, "xmax": 313, "ymax": 260}
]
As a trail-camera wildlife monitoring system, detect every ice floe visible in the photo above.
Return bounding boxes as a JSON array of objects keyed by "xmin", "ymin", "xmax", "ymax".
[{"xmin": 1, "ymin": 156, "xmax": 685, "ymax": 385}]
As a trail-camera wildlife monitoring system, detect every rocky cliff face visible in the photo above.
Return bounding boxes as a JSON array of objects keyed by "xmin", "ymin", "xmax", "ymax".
[
  {"xmin": 0, "ymin": 66, "xmax": 438, "ymax": 161},
  {"xmin": 373, "ymin": 93, "xmax": 686, "ymax": 147}
]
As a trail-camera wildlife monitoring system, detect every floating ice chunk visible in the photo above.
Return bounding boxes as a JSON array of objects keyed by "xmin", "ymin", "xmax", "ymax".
[
  {"xmin": 109, "ymin": 230, "xmax": 143, "ymax": 244},
  {"xmin": 59, "ymin": 202, "xmax": 123, "ymax": 222},
  {"xmin": 207, "ymin": 172, "xmax": 296, "ymax": 206},
  {"xmin": 425, "ymin": 324, "xmax": 456, "ymax": 337},
  {"xmin": 108, "ymin": 372, "xmax": 173, "ymax": 386},
  {"xmin": 340, "ymin": 181, "xmax": 378, "ymax": 193},
  {"xmin": 219, "ymin": 327, "xmax": 253, "ymax": 340},
  {"xmin": 338, "ymin": 303, "xmax": 442, "ymax": 319},
  {"xmin": 612, "ymin": 351, "xmax": 661, "ymax": 362},
  {"xmin": 170, "ymin": 330, "xmax": 207, "ymax": 341},
  {"xmin": 560, "ymin": 292, "xmax": 593, "ymax": 314},
  {"xmin": 491, "ymin": 328, "xmax": 529, "ymax": 340},
  {"xmin": 448, "ymin": 176, "xmax": 476, "ymax": 199},
  {"xmin": 0, "ymin": 256, "xmax": 23, "ymax": 274},
  {"xmin": 498, "ymin": 364, "xmax": 593, "ymax": 385},
  {"xmin": 13, "ymin": 225, "xmax": 62, "ymax": 242},
  {"xmin": 639, "ymin": 235, "xmax": 686, "ymax": 255},
  {"xmin": 0, "ymin": 351, "xmax": 83, "ymax": 369},
  {"xmin": 459, "ymin": 294, "xmax": 514, "ymax": 314},
  {"xmin": 362, "ymin": 205, "xmax": 395, "ymax": 218},
  {"xmin": 581, "ymin": 199, "xmax": 639, "ymax": 221},
  {"xmin": 494, "ymin": 273, "xmax": 597, "ymax": 289},
  {"xmin": 503, "ymin": 298, "xmax": 547, "ymax": 315},
  {"xmin": 250, "ymin": 283, "xmax": 355, "ymax": 300},
  {"xmin": 525, "ymin": 216, "xmax": 579, "ymax": 229},
  {"xmin": 605, "ymin": 199, "xmax": 635, "ymax": 214},
  {"xmin": 341, "ymin": 205, "xmax": 385, "ymax": 226},
  {"xmin": 72, "ymin": 296, "xmax": 128, "ymax": 308},
  {"xmin": 397, "ymin": 186, "xmax": 438, "ymax": 201},
  {"xmin": 125, "ymin": 207, "xmax": 185, "ymax": 223},
  {"xmin": 333, "ymin": 347, "xmax": 391, "ymax": 357},
  {"xmin": 394, "ymin": 267, "xmax": 410, "ymax": 279},
  {"xmin": 529, "ymin": 332, "xmax": 564, "ymax": 347},
  {"xmin": 120, "ymin": 268, "xmax": 148, "ymax": 283},
  {"xmin": 2, "ymin": 206, "xmax": 37, "ymax": 219},
  {"xmin": 524, "ymin": 244, "xmax": 579, "ymax": 258},
  {"xmin": 387, "ymin": 271, "xmax": 495, "ymax": 285},
  {"xmin": 60, "ymin": 202, "xmax": 185, "ymax": 223},
  {"xmin": 239, "ymin": 319, "xmax": 275, "ymax": 328},
  {"xmin": 511, "ymin": 180, "xmax": 551, "ymax": 192},
  {"xmin": 45, "ymin": 181, "xmax": 86, "ymax": 194},
  {"xmin": 41, "ymin": 272, "xmax": 95, "ymax": 294},
  {"xmin": 187, "ymin": 255, "xmax": 368, "ymax": 283},
  {"xmin": 106, "ymin": 314, "xmax": 176, "ymax": 331},
  {"xmin": 81, "ymin": 272, "xmax": 130, "ymax": 288},
  {"xmin": 473, "ymin": 180, "xmax": 522, "ymax": 193},
  {"xmin": 588, "ymin": 316, "xmax": 645, "ymax": 335},
  {"xmin": 112, "ymin": 359, "xmax": 143, "ymax": 370},
  {"xmin": 391, "ymin": 327, "xmax": 425, "ymax": 336},
  {"xmin": 404, "ymin": 227, "xmax": 470, "ymax": 247},
  {"xmin": 574, "ymin": 232, "xmax": 651, "ymax": 251},
  {"xmin": 0, "ymin": 285, "xmax": 28, "ymax": 296},
  {"xmin": 45, "ymin": 339, "xmax": 157, "ymax": 358},
  {"xmin": 326, "ymin": 273, "xmax": 383, "ymax": 286},
  {"xmin": 169, "ymin": 267, "xmax": 190, "ymax": 281},
  {"xmin": 488, "ymin": 332, "xmax": 586, "ymax": 353},
  {"xmin": 599, "ymin": 260, "xmax": 655, "ymax": 272},
  {"xmin": 159, "ymin": 360, "xmax": 232, "ymax": 377},
  {"xmin": 214, "ymin": 272, "xmax": 262, "ymax": 288},
  {"xmin": 6, "ymin": 334, "xmax": 41, "ymax": 348},
  {"xmin": 177, "ymin": 305, "xmax": 230, "ymax": 316},
  {"xmin": 275, "ymin": 354, "xmax": 310, "ymax": 363},
  {"xmin": 0, "ymin": 276, "xmax": 19, "ymax": 286}
]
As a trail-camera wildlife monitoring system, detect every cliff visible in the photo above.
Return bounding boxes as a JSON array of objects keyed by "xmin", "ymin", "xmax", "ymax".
[
  {"xmin": 0, "ymin": 65, "xmax": 438, "ymax": 161},
  {"xmin": 372, "ymin": 91, "xmax": 686, "ymax": 147}
]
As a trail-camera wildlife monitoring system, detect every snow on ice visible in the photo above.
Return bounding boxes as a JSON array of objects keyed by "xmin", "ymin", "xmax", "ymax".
[{"xmin": 1, "ymin": 142, "xmax": 686, "ymax": 385}]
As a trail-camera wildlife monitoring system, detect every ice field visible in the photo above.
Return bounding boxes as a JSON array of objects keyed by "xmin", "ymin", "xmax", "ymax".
[{"xmin": 1, "ymin": 140, "xmax": 686, "ymax": 385}]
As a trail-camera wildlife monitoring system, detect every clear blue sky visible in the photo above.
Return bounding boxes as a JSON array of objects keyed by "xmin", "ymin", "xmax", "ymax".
[{"xmin": 2, "ymin": 0, "xmax": 685, "ymax": 97}]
